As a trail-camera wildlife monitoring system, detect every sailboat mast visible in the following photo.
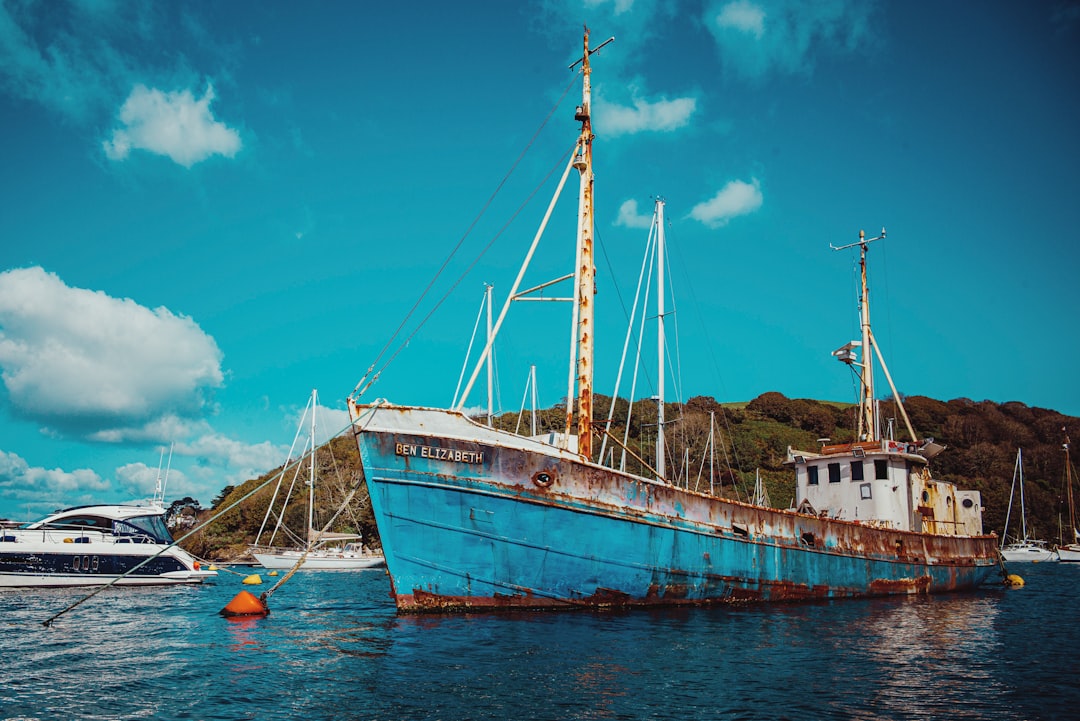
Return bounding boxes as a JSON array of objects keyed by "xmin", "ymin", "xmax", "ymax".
[
  {"xmin": 857, "ymin": 231, "xmax": 876, "ymax": 441},
  {"xmin": 1066, "ymin": 431, "xmax": 1076, "ymax": 540},
  {"xmin": 656, "ymin": 199, "xmax": 666, "ymax": 481},
  {"xmin": 308, "ymin": 389, "xmax": 316, "ymax": 546},
  {"xmin": 574, "ymin": 27, "xmax": 597, "ymax": 460},
  {"xmin": 1018, "ymin": 448, "xmax": 1028, "ymax": 541}
]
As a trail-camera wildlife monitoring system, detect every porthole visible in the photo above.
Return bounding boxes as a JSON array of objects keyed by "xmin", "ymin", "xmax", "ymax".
[
  {"xmin": 921, "ymin": 490, "xmax": 930, "ymax": 503},
  {"xmin": 532, "ymin": 469, "xmax": 557, "ymax": 488},
  {"xmin": 962, "ymin": 498, "xmax": 974, "ymax": 509}
]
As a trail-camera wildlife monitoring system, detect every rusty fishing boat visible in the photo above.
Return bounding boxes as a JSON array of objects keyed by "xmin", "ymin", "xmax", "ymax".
[{"xmin": 347, "ymin": 29, "xmax": 1002, "ymax": 612}]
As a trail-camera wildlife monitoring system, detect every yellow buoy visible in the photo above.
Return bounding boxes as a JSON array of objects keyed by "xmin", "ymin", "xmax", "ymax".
[
  {"xmin": 208, "ymin": 564, "xmax": 219, "ymax": 571},
  {"xmin": 242, "ymin": 574, "xmax": 263, "ymax": 585},
  {"xmin": 220, "ymin": 590, "xmax": 269, "ymax": 617},
  {"xmin": 1005, "ymin": 573, "xmax": 1025, "ymax": 587},
  {"xmin": 267, "ymin": 570, "xmax": 279, "ymax": 577}
]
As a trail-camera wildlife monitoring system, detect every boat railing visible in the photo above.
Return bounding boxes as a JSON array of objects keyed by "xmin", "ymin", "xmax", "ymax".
[{"xmin": 14, "ymin": 527, "xmax": 160, "ymax": 545}]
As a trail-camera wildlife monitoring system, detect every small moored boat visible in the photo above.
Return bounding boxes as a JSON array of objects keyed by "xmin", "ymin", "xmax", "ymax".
[
  {"xmin": 250, "ymin": 389, "xmax": 385, "ymax": 571},
  {"xmin": 0, "ymin": 503, "xmax": 216, "ymax": 588},
  {"xmin": 1000, "ymin": 448, "xmax": 1058, "ymax": 562}
]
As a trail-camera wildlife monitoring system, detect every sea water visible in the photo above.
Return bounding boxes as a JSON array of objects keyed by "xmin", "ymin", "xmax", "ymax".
[{"xmin": 1, "ymin": 563, "xmax": 1077, "ymax": 720}]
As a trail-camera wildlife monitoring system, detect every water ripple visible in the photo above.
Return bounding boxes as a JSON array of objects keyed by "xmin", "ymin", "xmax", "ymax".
[{"xmin": 2, "ymin": 565, "xmax": 1078, "ymax": 720}]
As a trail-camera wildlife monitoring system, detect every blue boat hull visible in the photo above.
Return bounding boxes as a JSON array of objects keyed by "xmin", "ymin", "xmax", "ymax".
[{"xmin": 353, "ymin": 406, "xmax": 1001, "ymax": 612}]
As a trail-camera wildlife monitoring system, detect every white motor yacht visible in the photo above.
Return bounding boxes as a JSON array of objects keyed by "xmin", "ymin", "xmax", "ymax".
[{"xmin": 0, "ymin": 503, "xmax": 216, "ymax": 587}]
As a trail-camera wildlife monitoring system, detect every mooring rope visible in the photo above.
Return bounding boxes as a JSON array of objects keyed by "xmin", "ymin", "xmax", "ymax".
[{"xmin": 41, "ymin": 419, "xmax": 358, "ymax": 627}]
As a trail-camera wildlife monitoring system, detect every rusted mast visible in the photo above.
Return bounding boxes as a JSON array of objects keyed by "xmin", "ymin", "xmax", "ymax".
[
  {"xmin": 857, "ymin": 230, "xmax": 876, "ymax": 442},
  {"xmin": 573, "ymin": 27, "xmax": 596, "ymax": 460}
]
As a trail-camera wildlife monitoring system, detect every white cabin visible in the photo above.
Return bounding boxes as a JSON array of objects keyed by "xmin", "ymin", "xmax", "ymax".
[{"xmin": 787, "ymin": 440, "xmax": 984, "ymax": 536}]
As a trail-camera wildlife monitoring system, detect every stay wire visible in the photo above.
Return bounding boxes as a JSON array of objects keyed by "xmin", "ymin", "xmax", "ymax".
[
  {"xmin": 41, "ymin": 450, "xmax": 318, "ymax": 627},
  {"xmin": 351, "ymin": 71, "xmax": 582, "ymax": 400},
  {"xmin": 665, "ymin": 210, "xmax": 747, "ymax": 484},
  {"xmin": 353, "ymin": 142, "xmax": 577, "ymax": 401}
]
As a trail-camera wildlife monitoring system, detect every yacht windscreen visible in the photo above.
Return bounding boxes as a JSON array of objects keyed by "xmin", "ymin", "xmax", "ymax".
[{"xmin": 114, "ymin": 515, "xmax": 173, "ymax": 543}]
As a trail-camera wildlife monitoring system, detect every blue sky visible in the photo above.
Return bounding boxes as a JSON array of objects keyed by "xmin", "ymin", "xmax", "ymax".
[{"xmin": 2, "ymin": 0, "xmax": 1078, "ymax": 520}]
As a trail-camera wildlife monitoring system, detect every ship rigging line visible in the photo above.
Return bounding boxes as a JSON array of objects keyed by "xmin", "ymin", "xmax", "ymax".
[
  {"xmin": 42, "ymin": 418, "xmax": 364, "ymax": 626},
  {"xmin": 350, "ymin": 71, "xmax": 583, "ymax": 400}
]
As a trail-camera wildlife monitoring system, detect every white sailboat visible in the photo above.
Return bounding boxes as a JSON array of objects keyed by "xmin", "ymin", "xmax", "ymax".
[
  {"xmin": 1000, "ymin": 448, "xmax": 1058, "ymax": 562},
  {"xmin": 251, "ymin": 390, "xmax": 384, "ymax": 571},
  {"xmin": 1055, "ymin": 430, "xmax": 1080, "ymax": 562}
]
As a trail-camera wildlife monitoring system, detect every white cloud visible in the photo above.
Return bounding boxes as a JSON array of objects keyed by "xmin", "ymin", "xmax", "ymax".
[
  {"xmin": 178, "ymin": 433, "xmax": 284, "ymax": 476},
  {"xmin": 615, "ymin": 199, "xmax": 655, "ymax": 229},
  {"xmin": 114, "ymin": 460, "xmax": 184, "ymax": 499},
  {"xmin": 596, "ymin": 91, "xmax": 697, "ymax": 137},
  {"xmin": 716, "ymin": 0, "xmax": 766, "ymax": 39},
  {"xmin": 0, "ymin": 267, "xmax": 224, "ymax": 437},
  {"xmin": 704, "ymin": 0, "xmax": 875, "ymax": 80},
  {"xmin": 103, "ymin": 83, "xmax": 242, "ymax": 167},
  {"xmin": 689, "ymin": 178, "xmax": 763, "ymax": 228},
  {"xmin": 0, "ymin": 449, "xmax": 111, "ymax": 519},
  {"xmin": 87, "ymin": 414, "xmax": 210, "ymax": 445}
]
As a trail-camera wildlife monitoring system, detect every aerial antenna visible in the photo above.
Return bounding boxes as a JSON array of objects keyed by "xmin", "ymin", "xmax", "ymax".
[
  {"xmin": 569, "ymin": 35, "xmax": 615, "ymax": 70},
  {"xmin": 830, "ymin": 227, "xmax": 886, "ymax": 252},
  {"xmin": 153, "ymin": 443, "xmax": 174, "ymax": 506}
]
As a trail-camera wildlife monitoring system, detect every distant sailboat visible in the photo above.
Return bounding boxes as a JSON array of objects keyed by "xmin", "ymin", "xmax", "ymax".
[
  {"xmin": 1000, "ymin": 448, "xmax": 1058, "ymax": 562},
  {"xmin": 1056, "ymin": 430, "xmax": 1080, "ymax": 562},
  {"xmin": 251, "ymin": 390, "xmax": 384, "ymax": 571}
]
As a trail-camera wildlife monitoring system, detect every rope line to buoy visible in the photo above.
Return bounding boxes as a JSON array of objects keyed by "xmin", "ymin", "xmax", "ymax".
[
  {"xmin": 41, "ymin": 447, "xmax": 322, "ymax": 627},
  {"xmin": 259, "ymin": 466, "xmax": 369, "ymax": 605}
]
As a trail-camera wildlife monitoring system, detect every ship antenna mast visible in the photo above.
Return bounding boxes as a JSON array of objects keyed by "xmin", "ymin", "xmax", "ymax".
[
  {"xmin": 566, "ymin": 27, "xmax": 613, "ymax": 460},
  {"xmin": 831, "ymin": 228, "xmax": 886, "ymax": 441}
]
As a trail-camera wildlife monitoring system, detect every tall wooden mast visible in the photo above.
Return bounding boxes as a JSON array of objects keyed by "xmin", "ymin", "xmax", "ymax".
[{"xmin": 571, "ymin": 27, "xmax": 601, "ymax": 459}]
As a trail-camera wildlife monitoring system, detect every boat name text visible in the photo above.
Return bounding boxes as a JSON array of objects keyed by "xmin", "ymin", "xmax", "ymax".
[{"xmin": 395, "ymin": 443, "xmax": 485, "ymax": 464}]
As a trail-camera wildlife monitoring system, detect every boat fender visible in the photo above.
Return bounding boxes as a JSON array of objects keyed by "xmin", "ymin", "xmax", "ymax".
[
  {"xmin": 194, "ymin": 561, "xmax": 200, "ymax": 571},
  {"xmin": 63, "ymin": 537, "xmax": 74, "ymax": 543},
  {"xmin": 1004, "ymin": 573, "xmax": 1025, "ymax": 588}
]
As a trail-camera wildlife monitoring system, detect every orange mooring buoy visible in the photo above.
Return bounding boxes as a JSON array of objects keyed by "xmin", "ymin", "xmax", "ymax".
[{"xmin": 220, "ymin": 590, "xmax": 269, "ymax": 617}]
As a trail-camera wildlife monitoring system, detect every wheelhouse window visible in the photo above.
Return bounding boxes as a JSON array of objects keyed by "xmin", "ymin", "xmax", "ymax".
[
  {"xmin": 114, "ymin": 515, "xmax": 173, "ymax": 544},
  {"xmin": 828, "ymin": 462, "xmax": 841, "ymax": 483},
  {"xmin": 41, "ymin": 515, "xmax": 112, "ymax": 532},
  {"xmin": 807, "ymin": 465, "xmax": 819, "ymax": 485},
  {"xmin": 875, "ymin": 460, "xmax": 889, "ymax": 480},
  {"xmin": 851, "ymin": 461, "xmax": 864, "ymax": 481}
]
